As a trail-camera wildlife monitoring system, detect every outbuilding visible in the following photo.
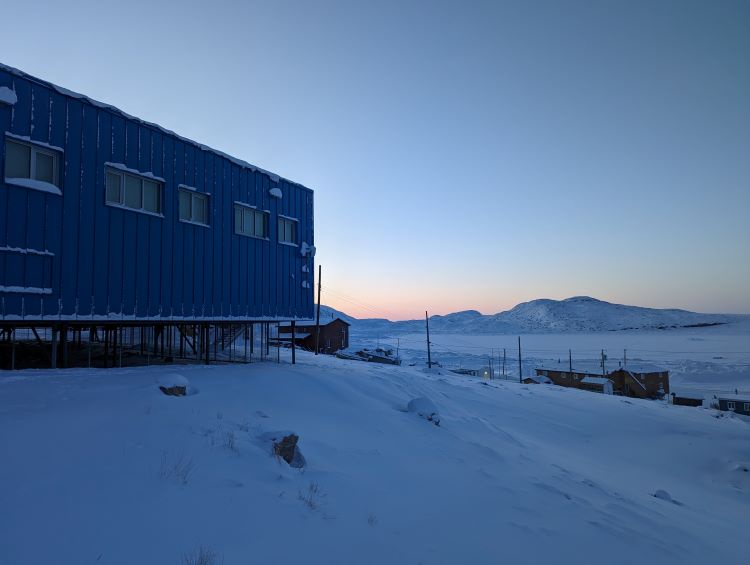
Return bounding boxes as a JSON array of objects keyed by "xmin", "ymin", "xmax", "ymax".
[
  {"xmin": 717, "ymin": 398, "xmax": 750, "ymax": 416},
  {"xmin": 277, "ymin": 318, "xmax": 350, "ymax": 354}
]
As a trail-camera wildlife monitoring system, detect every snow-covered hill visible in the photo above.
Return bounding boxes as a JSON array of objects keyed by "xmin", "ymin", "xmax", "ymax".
[
  {"xmin": 327, "ymin": 297, "xmax": 749, "ymax": 334},
  {"xmin": 1, "ymin": 355, "xmax": 748, "ymax": 564}
]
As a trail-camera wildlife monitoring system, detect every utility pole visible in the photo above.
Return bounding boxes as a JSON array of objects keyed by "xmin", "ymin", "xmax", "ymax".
[
  {"xmin": 503, "ymin": 348, "xmax": 506, "ymax": 378},
  {"xmin": 396, "ymin": 338, "xmax": 400, "ymax": 360},
  {"xmin": 623, "ymin": 348, "xmax": 627, "ymax": 369},
  {"xmin": 425, "ymin": 311, "xmax": 432, "ymax": 369},
  {"xmin": 569, "ymin": 349, "xmax": 572, "ymax": 373},
  {"xmin": 314, "ymin": 264, "xmax": 322, "ymax": 355},
  {"xmin": 601, "ymin": 349, "xmax": 606, "ymax": 377},
  {"xmin": 518, "ymin": 336, "xmax": 522, "ymax": 383}
]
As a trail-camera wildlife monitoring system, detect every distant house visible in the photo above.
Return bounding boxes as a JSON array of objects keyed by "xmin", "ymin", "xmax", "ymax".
[
  {"xmin": 671, "ymin": 393, "xmax": 704, "ymax": 407},
  {"xmin": 579, "ymin": 376, "xmax": 614, "ymax": 395},
  {"xmin": 522, "ymin": 375, "xmax": 552, "ymax": 385},
  {"xmin": 535, "ymin": 361, "xmax": 669, "ymax": 399},
  {"xmin": 278, "ymin": 318, "xmax": 350, "ymax": 354},
  {"xmin": 717, "ymin": 398, "xmax": 750, "ymax": 416}
]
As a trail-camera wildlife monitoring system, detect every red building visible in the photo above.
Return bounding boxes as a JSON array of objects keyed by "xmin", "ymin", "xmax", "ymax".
[{"xmin": 278, "ymin": 318, "xmax": 350, "ymax": 354}]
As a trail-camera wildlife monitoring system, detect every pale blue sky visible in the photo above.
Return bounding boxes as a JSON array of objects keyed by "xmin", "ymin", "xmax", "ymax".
[{"xmin": 2, "ymin": 0, "xmax": 748, "ymax": 318}]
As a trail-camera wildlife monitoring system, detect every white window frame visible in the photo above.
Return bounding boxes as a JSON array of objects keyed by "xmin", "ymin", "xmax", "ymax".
[
  {"xmin": 233, "ymin": 202, "xmax": 269, "ymax": 240},
  {"xmin": 4, "ymin": 135, "xmax": 61, "ymax": 189},
  {"xmin": 105, "ymin": 166, "xmax": 163, "ymax": 217},
  {"xmin": 178, "ymin": 185, "xmax": 210, "ymax": 227},
  {"xmin": 278, "ymin": 215, "xmax": 298, "ymax": 246},
  {"xmin": 727, "ymin": 401, "xmax": 736, "ymax": 410},
  {"xmin": 744, "ymin": 403, "xmax": 750, "ymax": 412}
]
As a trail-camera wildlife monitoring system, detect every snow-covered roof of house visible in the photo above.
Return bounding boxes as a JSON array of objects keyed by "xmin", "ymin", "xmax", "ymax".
[
  {"xmin": 536, "ymin": 360, "xmax": 666, "ymax": 376},
  {"xmin": 672, "ymin": 392, "xmax": 706, "ymax": 400},
  {"xmin": 524, "ymin": 375, "xmax": 552, "ymax": 384},
  {"xmin": 0, "ymin": 62, "xmax": 311, "ymax": 192},
  {"xmin": 581, "ymin": 376, "xmax": 612, "ymax": 385}
]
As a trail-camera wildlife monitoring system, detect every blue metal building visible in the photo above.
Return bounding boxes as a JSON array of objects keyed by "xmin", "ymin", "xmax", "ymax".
[{"xmin": 0, "ymin": 62, "xmax": 315, "ymax": 326}]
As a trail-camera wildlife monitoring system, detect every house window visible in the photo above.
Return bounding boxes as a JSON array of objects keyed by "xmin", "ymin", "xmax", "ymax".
[
  {"xmin": 4, "ymin": 137, "xmax": 60, "ymax": 187},
  {"xmin": 727, "ymin": 401, "xmax": 736, "ymax": 410},
  {"xmin": 278, "ymin": 216, "xmax": 298, "ymax": 245},
  {"xmin": 234, "ymin": 203, "xmax": 268, "ymax": 239},
  {"xmin": 178, "ymin": 187, "xmax": 210, "ymax": 226},
  {"xmin": 744, "ymin": 403, "xmax": 750, "ymax": 412},
  {"xmin": 105, "ymin": 167, "xmax": 162, "ymax": 215}
]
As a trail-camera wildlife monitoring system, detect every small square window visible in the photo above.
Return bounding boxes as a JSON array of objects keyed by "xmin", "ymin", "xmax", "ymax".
[
  {"xmin": 727, "ymin": 401, "xmax": 736, "ymax": 410},
  {"xmin": 178, "ymin": 188, "xmax": 209, "ymax": 226},
  {"xmin": 234, "ymin": 204, "xmax": 268, "ymax": 239},
  {"xmin": 105, "ymin": 166, "xmax": 162, "ymax": 216},
  {"xmin": 278, "ymin": 217, "xmax": 298, "ymax": 244},
  {"xmin": 5, "ymin": 139, "xmax": 31, "ymax": 178}
]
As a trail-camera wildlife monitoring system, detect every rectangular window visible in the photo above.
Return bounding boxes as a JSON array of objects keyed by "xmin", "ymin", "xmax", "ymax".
[
  {"xmin": 105, "ymin": 166, "xmax": 162, "ymax": 215},
  {"xmin": 727, "ymin": 401, "xmax": 735, "ymax": 410},
  {"xmin": 233, "ymin": 203, "xmax": 268, "ymax": 239},
  {"xmin": 278, "ymin": 216, "xmax": 298, "ymax": 245},
  {"xmin": 4, "ymin": 137, "xmax": 60, "ymax": 188},
  {"xmin": 744, "ymin": 403, "xmax": 750, "ymax": 412},
  {"xmin": 178, "ymin": 187, "xmax": 210, "ymax": 226}
]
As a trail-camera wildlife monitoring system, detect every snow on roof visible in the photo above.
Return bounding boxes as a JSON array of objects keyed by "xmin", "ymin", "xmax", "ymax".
[
  {"xmin": 537, "ymin": 360, "xmax": 666, "ymax": 376},
  {"xmin": 673, "ymin": 392, "xmax": 706, "ymax": 400},
  {"xmin": 524, "ymin": 375, "xmax": 552, "ymax": 384},
  {"xmin": 0, "ymin": 62, "xmax": 311, "ymax": 192},
  {"xmin": 581, "ymin": 376, "xmax": 612, "ymax": 385}
]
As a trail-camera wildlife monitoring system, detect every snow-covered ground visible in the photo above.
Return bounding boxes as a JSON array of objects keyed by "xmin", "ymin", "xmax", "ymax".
[{"xmin": 1, "ymin": 353, "xmax": 748, "ymax": 564}]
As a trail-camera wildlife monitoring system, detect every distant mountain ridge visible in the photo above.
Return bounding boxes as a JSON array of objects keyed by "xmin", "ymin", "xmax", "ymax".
[{"xmin": 319, "ymin": 297, "xmax": 749, "ymax": 334}]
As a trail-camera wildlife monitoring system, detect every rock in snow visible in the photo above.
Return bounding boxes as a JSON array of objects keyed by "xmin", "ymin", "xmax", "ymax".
[
  {"xmin": 159, "ymin": 385, "xmax": 186, "ymax": 397},
  {"xmin": 407, "ymin": 396, "xmax": 441, "ymax": 426},
  {"xmin": 157, "ymin": 373, "xmax": 190, "ymax": 396},
  {"xmin": 259, "ymin": 431, "xmax": 306, "ymax": 468},
  {"xmin": 273, "ymin": 434, "xmax": 303, "ymax": 467}
]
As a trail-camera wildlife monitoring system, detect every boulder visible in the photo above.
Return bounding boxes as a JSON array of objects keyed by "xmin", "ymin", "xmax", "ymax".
[
  {"xmin": 407, "ymin": 396, "xmax": 441, "ymax": 426},
  {"xmin": 157, "ymin": 373, "xmax": 190, "ymax": 397},
  {"xmin": 159, "ymin": 385, "xmax": 186, "ymax": 396},
  {"xmin": 258, "ymin": 431, "xmax": 306, "ymax": 468},
  {"xmin": 273, "ymin": 434, "xmax": 299, "ymax": 464}
]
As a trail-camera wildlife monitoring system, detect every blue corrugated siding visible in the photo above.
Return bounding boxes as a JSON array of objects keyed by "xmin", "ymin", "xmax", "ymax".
[{"xmin": 0, "ymin": 65, "xmax": 315, "ymax": 321}]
